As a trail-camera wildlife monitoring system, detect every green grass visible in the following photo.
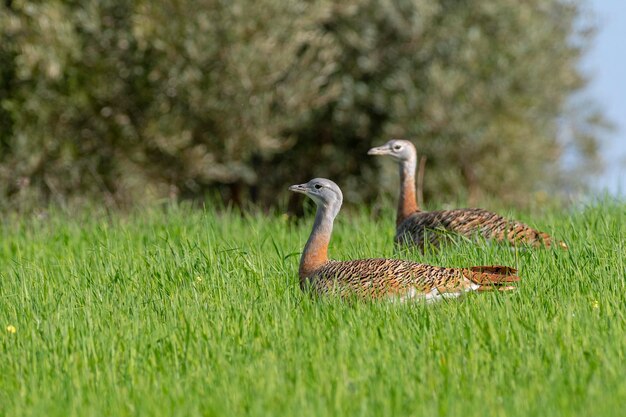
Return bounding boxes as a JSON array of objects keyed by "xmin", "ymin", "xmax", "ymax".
[{"xmin": 0, "ymin": 201, "xmax": 625, "ymax": 417}]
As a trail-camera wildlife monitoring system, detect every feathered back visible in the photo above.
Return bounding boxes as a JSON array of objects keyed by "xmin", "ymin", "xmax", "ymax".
[
  {"xmin": 396, "ymin": 208, "xmax": 567, "ymax": 250},
  {"xmin": 303, "ymin": 258, "xmax": 519, "ymax": 300}
]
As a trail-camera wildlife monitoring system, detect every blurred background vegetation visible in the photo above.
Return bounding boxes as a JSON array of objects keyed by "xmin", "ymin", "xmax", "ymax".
[{"xmin": 0, "ymin": 0, "xmax": 607, "ymax": 212}]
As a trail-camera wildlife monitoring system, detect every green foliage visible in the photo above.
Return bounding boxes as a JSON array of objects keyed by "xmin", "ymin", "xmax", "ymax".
[
  {"xmin": 0, "ymin": 202, "xmax": 625, "ymax": 416},
  {"xmin": 0, "ymin": 0, "xmax": 603, "ymax": 210}
]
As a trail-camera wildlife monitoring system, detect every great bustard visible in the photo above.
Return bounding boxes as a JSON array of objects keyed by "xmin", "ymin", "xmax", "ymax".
[
  {"xmin": 368, "ymin": 139, "xmax": 568, "ymax": 251},
  {"xmin": 288, "ymin": 178, "xmax": 520, "ymax": 301}
]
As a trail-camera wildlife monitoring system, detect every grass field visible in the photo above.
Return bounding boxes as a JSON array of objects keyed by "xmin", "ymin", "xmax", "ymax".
[{"xmin": 0, "ymin": 200, "xmax": 625, "ymax": 417}]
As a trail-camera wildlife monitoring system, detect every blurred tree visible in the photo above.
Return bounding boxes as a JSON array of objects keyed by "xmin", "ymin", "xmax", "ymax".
[{"xmin": 0, "ymin": 0, "xmax": 604, "ymax": 210}]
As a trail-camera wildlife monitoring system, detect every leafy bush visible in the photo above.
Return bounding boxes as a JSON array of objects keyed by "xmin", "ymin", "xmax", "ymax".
[{"xmin": 0, "ymin": 0, "xmax": 603, "ymax": 210}]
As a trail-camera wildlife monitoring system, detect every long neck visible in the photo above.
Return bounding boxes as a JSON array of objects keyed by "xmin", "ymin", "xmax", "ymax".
[
  {"xmin": 299, "ymin": 205, "xmax": 335, "ymax": 278},
  {"xmin": 397, "ymin": 157, "xmax": 419, "ymax": 226}
]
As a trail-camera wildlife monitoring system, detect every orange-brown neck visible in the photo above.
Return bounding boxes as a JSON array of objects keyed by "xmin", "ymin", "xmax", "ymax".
[
  {"xmin": 397, "ymin": 160, "xmax": 419, "ymax": 227},
  {"xmin": 299, "ymin": 208, "xmax": 333, "ymax": 279}
]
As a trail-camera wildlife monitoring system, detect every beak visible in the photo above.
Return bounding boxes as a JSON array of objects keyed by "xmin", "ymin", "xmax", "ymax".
[
  {"xmin": 367, "ymin": 145, "xmax": 390, "ymax": 156},
  {"xmin": 288, "ymin": 183, "xmax": 307, "ymax": 195}
]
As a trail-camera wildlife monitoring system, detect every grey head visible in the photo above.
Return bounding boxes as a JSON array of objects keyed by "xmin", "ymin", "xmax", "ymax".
[
  {"xmin": 367, "ymin": 139, "xmax": 416, "ymax": 163},
  {"xmin": 288, "ymin": 178, "xmax": 343, "ymax": 217}
]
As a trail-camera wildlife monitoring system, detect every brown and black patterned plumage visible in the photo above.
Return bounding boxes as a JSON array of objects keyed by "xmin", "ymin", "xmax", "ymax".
[
  {"xmin": 396, "ymin": 207, "xmax": 559, "ymax": 249},
  {"xmin": 289, "ymin": 178, "xmax": 520, "ymax": 301},
  {"xmin": 369, "ymin": 139, "xmax": 567, "ymax": 251}
]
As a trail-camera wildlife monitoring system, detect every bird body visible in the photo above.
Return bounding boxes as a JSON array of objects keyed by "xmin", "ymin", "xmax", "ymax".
[
  {"xmin": 302, "ymin": 259, "xmax": 518, "ymax": 302},
  {"xmin": 368, "ymin": 139, "xmax": 567, "ymax": 250},
  {"xmin": 396, "ymin": 207, "xmax": 557, "ymax": 249},
  {"xmin": 289, "ymin": 178, "xmax": 520, "ymax": 301}
]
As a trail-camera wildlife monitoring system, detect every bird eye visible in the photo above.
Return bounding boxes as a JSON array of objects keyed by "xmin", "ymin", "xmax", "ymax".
[
  {"xmin": 314, "ymin": 184, "xmax": 322, "ymax": 190},
  {"xmin": 393, "ymin": 145, "xmax": 402, "ymax": 151}
]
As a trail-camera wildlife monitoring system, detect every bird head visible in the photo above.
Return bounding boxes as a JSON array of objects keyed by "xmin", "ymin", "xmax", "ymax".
[
  {"xmin": 289, "ymin": 178, "xmax": 343, "ymax": 216},
  {"xmin": 367, "ymin": 139, "xmax": 416, "ymax": 163}
]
